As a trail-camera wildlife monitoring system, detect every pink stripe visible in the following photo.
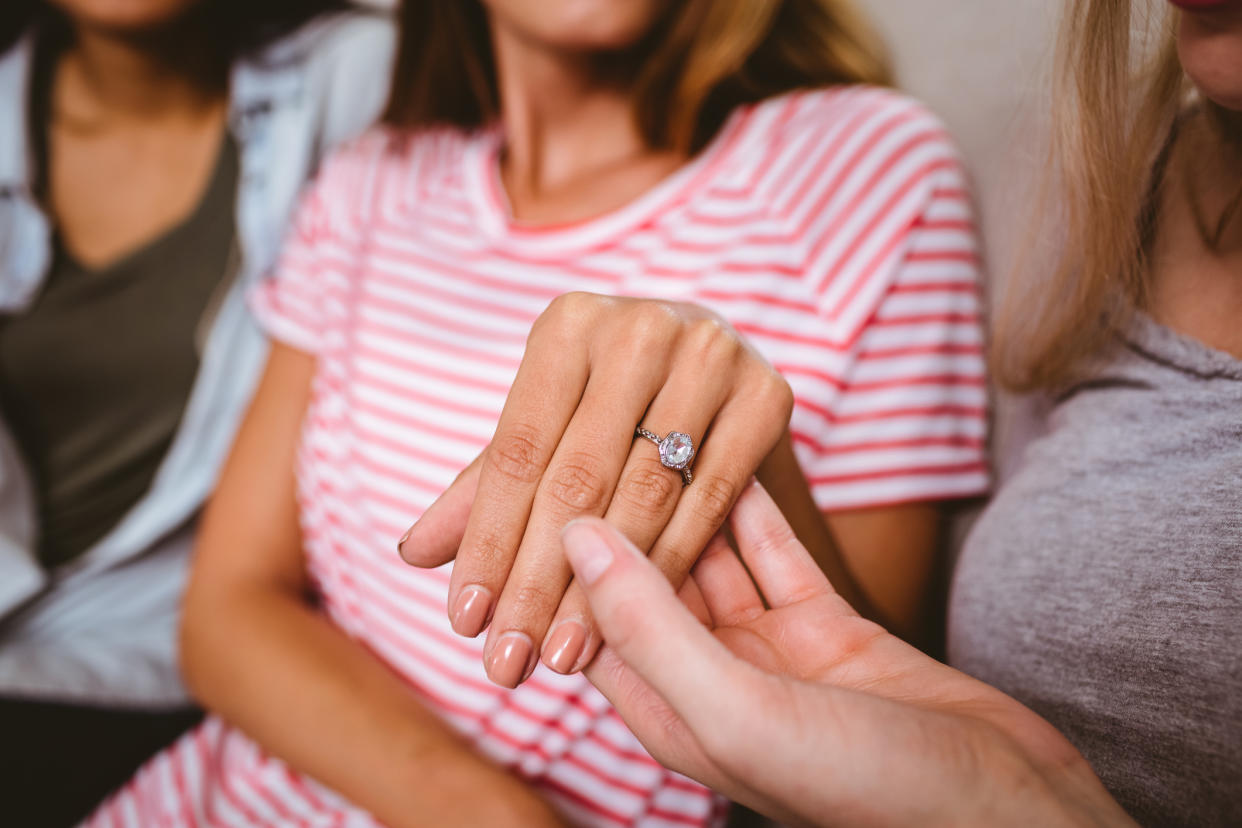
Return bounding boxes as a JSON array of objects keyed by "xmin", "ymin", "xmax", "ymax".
[{"xmin": 807, "ymin": 460, "xmax": 989, "ymax": 486}]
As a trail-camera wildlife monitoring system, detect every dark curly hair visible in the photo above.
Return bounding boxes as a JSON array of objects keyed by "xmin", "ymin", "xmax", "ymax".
[{"xmin": 0, "ymin": 0, "xmax": 354, "ymax": 57}]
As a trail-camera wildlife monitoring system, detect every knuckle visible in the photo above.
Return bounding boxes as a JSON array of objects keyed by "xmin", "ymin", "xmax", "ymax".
[
  {"xmin": 547, "ymin": 290, "xmax": 592, "ymax": 316},
  {"xmin": 544, "ymin": 456, "xmax": 611, "ymax": 514},
  {"xmin": 685, "ymin": 316, "xmax": 742, "ymax": 363},
  {"xmin": 617, "ymin": 462, "xmax": 680, "ymax": 514},
  {"xmin": 624, "ymin": 301, "xmax": 678, "ymax": 348},
  {"xmin": 487, "ymin": 425, "xmax": 547, "ymax": 486},
  {"xmin": 688, "ymin": 473, "xmax": 739, "ymax": 529},
  {"xmin": 461, "ymin": 529, "xmax": 513, "ymax": 573},
  {"xmin": 532, "ymin": 292, "xmax": 597, "ymax": 340},
  {"xmin": 507, "ymin": 582, "xmax": 559, "ymax": 615},
  {"xmin": 761, "ymin": 370, "xmax": 795, "ymax": 419},
  {"xmin": 748, "ymin": 516, "xmax": 800, "ymax": 565},
  {"xmin": 688, "ymin": 315, "xmax": 733, "ymax": 342}
]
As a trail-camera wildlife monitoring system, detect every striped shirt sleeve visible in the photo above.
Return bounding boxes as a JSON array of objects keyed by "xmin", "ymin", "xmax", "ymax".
[
  {"xmin": 789, "ymin": 101, "xmax": 990, "ymax": 510},
  {"xmin": 248, "ymin": 178, "xmax": 336, "ymax": 354},
  {"xmin": 249, "ymin": 135, "xmax": 383, "ymax": 355}
]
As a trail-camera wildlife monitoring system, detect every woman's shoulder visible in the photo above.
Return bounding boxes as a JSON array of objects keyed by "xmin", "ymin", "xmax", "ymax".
[
  {"xmin": 232, "ymin": 11, "xmax": 398, "ymax": 181},
  {"xmin": 0, "ymin": 33, "xmax": 31, "ymax": 110},
  {"xmin": 307, "ymin": 126, "xmax": 480, "ymax": 221},
  {"xmin": 738, "ymin": 85, "xmax": 963, "ymax": 181},
  {"xmin": 243, "ymin": 10, "xmax": 396, "ymax": 72}
]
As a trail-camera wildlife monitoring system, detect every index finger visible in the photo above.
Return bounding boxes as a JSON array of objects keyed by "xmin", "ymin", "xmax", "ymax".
[
  {"xmin": 728, "ymin": 480, "xmax": 836, "ymax": 609},
  {"xmin": 439, "ymin": 304, "xmax": 593, "ymax": 636}
]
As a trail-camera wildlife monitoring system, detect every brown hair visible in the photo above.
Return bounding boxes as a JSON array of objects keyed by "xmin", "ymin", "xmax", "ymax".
[
  {"xmin": 993, "ymin": 0, "xmax": 1186, "ymax": 392},
  {"xmin": 381, "ymin": 0, "xmax": 891, "ymax": 154}
]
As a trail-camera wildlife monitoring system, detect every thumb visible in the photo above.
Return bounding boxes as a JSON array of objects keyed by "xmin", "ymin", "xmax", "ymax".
[
  {"xmin": 398, "ymin": 453, "xmax": 482, "ymax": 567},
  {"xmin": 561, "ymin": 518, "xmax": 746, "ymax": 734}
]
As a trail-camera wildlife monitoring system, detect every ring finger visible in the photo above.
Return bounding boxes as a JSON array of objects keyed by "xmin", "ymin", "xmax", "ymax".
[{"xmin": 537, "ymin": 361, "xmax": 735, "ymax": 674}]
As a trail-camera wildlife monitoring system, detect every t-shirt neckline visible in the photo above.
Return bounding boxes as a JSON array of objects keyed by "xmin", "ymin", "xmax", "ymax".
[
  {"xmin": 463, "ymin": 106, "xmax": 751, "ymax": 257},
  {"xmin": 1126, "ymin": 311, "xmax": 1242, "ymax": 381}
]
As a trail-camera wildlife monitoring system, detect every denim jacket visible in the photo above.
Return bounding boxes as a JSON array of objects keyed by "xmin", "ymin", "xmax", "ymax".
[{"xmin": 0, "ymin": 13, "xmax": 394, "ymax": 706}]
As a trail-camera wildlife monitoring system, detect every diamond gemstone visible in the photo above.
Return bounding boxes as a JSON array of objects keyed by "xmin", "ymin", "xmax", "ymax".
[{"xmin": 659, "ymin": 432, "xmax": 695, "ymax": 469}]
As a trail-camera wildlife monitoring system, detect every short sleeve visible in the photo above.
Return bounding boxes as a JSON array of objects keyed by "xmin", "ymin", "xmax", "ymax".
[
  {"xmin": 783, "ymin": 95, "xmax": 990, "ymax": 509},
  {"xmin": 248, "ymin": 139, "xmax": 374, "ymax": 354}
]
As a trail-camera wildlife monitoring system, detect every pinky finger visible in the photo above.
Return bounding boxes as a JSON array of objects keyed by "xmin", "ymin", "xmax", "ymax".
[{"xmin": 398, "ymin": 452, "xmax": 483, "ymax": 567}]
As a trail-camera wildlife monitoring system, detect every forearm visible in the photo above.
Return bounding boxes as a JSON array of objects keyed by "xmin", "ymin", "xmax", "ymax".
[{"xmin": 181, "ymin": 583, "xmax": 563, "ymax": 828}]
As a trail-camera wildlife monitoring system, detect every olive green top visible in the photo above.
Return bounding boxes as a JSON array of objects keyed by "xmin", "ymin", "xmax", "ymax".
[{"xmin": 0, "ymin": 133, "xmax": 238, "ymax": 569}]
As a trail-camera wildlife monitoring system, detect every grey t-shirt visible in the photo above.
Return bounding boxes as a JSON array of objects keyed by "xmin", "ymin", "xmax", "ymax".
[{"xmin": 949, "ymin": 314, "xmax": 1241, "ymax": 827}]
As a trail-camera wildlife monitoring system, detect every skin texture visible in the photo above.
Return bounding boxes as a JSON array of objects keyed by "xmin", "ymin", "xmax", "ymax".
[
  {"xmin": 563, "ymin": 483, "xmax": 1138, "ymax": 828},
  {"xmin": 1151, "ymin": 2, "xmax": 1242, "ymax": 357},
  {"xmin": 1176, "ymin": 3, "xmax": 1242, "ymax": 109},
  {"xmin": 44, "ymin": 0, "xmax": 228, "ymax": 270},
  {"xmin": 49, "ymin": 0, "xmax": 202, "ymax": 33},
  {"xmin": 398, "ymin": 0, "xmax": 952, "ymax": 688},
  {"xmin": 181, "ymin": 345, "xmax": 567, "ymax": 828}
]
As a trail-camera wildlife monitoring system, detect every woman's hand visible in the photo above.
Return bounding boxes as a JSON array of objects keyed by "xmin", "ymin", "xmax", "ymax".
[
  {"xmin": 562, "ymin": 481, "xmax": 1137, "ymax": 828},
  {"xmin": 399, "ymin": 292, "xmax": 794, "ymax": 688}
]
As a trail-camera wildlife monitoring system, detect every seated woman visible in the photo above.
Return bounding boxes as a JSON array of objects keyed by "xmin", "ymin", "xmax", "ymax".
[
  {"xmin": 90, "ymin": 0, "xmax": 987, "ymax": 825},
  {"xmin": 951, "ymin": 0, "xmax": 1241, "ymax": 823},
  {"xmin": 0, "ymin": 0, "xmax": 392, "ymax": 822}
]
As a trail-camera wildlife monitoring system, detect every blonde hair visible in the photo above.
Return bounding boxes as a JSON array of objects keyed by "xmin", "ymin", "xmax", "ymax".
[
  {"xmin": 993, "ymin": 0, "xmax": 1186, "ymax": 391},
  {"xmin": 382, "ymin": 0, "xmax": 891, "ymax": 154}
]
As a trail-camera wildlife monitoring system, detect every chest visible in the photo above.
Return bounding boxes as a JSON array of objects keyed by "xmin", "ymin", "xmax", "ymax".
[
  {"xmin": 298, "ymin": 201, "xmax": 842, "ymax": 535},
  {"xmin": 950, "ymin": 379, "xmax": 1242, "ymax": 718},
  {"xmin": 47, "ymin": 115, "xmax": 229, "ymax": 270}
]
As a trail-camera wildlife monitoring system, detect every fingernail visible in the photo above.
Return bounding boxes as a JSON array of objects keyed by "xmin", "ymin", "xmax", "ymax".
[
  {"xmin": 397, "ymin": 526, "xmax": 413, "ymax": 554},
  {"xmin": 543, "ymin": 620, "xmax": 588, "ymax": 674},
  {"xmin": 450, "ymin": 586, "xmax": 493, "ymax": 638},
  {"xmin": 561, "ymin": 520, "xmax": 616, "ymax": 585},
  {"xmin": 488, "ymin": 632, "xmax": 534, "ymax": 689}
]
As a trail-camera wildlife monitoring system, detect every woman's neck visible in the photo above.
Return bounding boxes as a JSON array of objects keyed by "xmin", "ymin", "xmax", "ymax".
[
  {"xmin": 1147, "ymin": 107, "xmax": 1242, "ymax": 357},
  {"xmin": 493, "ymin": 28, "xmax": 646, "ymax": 191},
  {"xmin": 489, "ymin": 24, "xmax": 684, "ymax": 223},
  {"xmin": 59, "ymin": 23, "xmax": 227, "ymax": 126}
]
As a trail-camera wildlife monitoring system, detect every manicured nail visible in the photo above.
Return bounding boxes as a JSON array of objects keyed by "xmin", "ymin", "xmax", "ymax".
[
  {"xmin": 450, "ymin": 586, "xmax": 493, "ymax": 638},
  {"xmin": 543, "ymin": 620, "xmax": 588, "ymax": 674},
  {"xmin": 488, "ymin": 632, "xmax": 534, "ymax": 689},
  {"xmin": 397, "ymin": 526, "xmax": 413, "ymax": 555},
  {"xmin": 561, "ymin": 520, "xmax": 617, "ymax": 585}
]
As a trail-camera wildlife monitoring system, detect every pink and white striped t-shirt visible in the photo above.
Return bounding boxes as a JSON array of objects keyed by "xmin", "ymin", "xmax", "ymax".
[{"xmin": 90, "ymin": 86, "xmax": 988, "ymax": 827}]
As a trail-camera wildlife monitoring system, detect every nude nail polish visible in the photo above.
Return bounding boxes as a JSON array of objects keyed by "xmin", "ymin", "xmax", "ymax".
[
  {"xmin": 488, "ymin": 633, "xmax": 534, "ymax": 689},
  {"xmin": 450, "ymin": 586, "xmax": 492, "ymax": 638},
  {"xmin": 543, "ymin": 621, "xmax": 588, "ymax": 674}
]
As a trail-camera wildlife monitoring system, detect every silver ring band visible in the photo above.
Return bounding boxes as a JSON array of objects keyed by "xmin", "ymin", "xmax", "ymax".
[{"xmin": 635, "ymin": 427, "xmax": 695, "ymax": 486}]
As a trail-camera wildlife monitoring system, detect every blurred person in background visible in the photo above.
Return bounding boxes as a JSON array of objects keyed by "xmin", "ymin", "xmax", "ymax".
[
  {"xmin": 0, "ymin": 0, "xmax": 393, "ymax": 823},
  {"xmin": 86, "ymin": 0, "xmax": 988, "ymax": 825},
  {"xmin": 951, "ymin": 0, "xmax": 1242, "ymax": 823}
]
